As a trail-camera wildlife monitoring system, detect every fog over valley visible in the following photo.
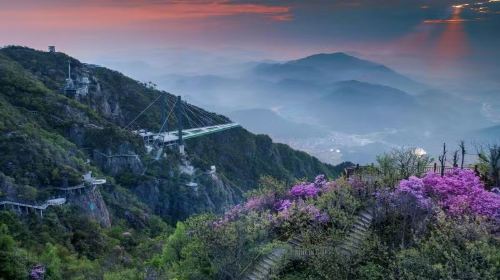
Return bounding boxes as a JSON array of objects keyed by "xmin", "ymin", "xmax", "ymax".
[{"xmin": 97, "ymin": 50, "xmax": 499, "ymax": 164}]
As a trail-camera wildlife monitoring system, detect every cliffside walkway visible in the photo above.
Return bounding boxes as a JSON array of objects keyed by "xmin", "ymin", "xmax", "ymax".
[
  {"xmin": 0, "ymin": 172, "xmax": 106, "ymax": 217},
  {"xmin": 55, "ymin": 171, "xmax": 106, "ymax": 193},
  {"xmin": 55, "ymin": 184, "xmax": 86, "ymax": 191},
  {"xmin": 0, "ymin": 198, "xmax": 66, "ymax": 217},
  {"xmin": 241, "ymin": 208, "xmax": 374, "ymax": 280}
]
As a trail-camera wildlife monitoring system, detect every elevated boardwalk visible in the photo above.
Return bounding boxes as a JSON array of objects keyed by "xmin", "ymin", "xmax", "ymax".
[
  {"xmin": 0, "ymin": 198, "xmax": 66, "ymax": 210},
  {"xmin": 0, "ymin": 172, "xmax": 106, "ymax": 217},
  {"xmin": 55, "ymin": 184, "xmax": 86, "ymax": 191},
  {"xmin": 0, "ymin": 198, "xmax": 66, "ymax": 217},
  {"xmin": 55, "ymin": 171, "xmax": 106, "ymax": 192}
]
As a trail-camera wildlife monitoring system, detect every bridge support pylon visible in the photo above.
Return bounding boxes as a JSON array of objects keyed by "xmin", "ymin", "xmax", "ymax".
[
  {"xmin": 161, "ymin": 93, "xmax": 168, "ymax": 133},
  {"xmin": 176, "ymin": 95, "xmax": 185, "ymax": 155}
]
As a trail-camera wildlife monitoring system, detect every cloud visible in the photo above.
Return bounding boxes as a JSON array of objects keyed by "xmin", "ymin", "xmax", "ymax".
[
  {"xmin": 1, "ymin": 0, "xmax": 499, "ymax": 88},
  {"xmin": 0, "ymin": 0, "xmax": 292, "ymax": 30}
]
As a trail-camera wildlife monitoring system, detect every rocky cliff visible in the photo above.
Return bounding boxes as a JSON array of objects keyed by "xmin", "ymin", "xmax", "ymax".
[{"xmin": 66, "ymin": 186, "xmax": 111, "ymax": 227}]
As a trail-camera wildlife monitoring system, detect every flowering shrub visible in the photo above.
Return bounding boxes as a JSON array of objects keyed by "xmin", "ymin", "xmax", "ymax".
[
  {"xmin": 275, "ymin": 200, "xmax": 330, "ymax": 226},
  {"xmin": 29, "ymin": 265, "xmax": 45, "ymax": 280},
  {"xmin": 348, "ymin": 177, "xmax": 365, "ymax": 190},
  {"xmin": 274, "ymin": 199, "xmax": 292, "ymax": 211},
  {"xmin": 244, "ymin": 193, "xmax": 275, "ymax": 211},
  {"xmin": 314, "ymin": 174, "xmax": 327, "ymax": 188},
  {"xmin": 289, "ymin": 183, "xmax": 320, "ymax": 198},
  {"xmin": 213, "ymin": 204, "xmax": 244, "ymax": 228},
  {"xmin": 397, "ymin": 176, "xmax": 432, "ymax": 209},
  {"xmin": 321, "ymin": 181, "xmax": 337, "ymax": 193},
  {"xmin": 288, "ymin": 174, "xmax": 330, "ymax": 198},
  {"xmin": 398, "ymin": 169, "xmax": 499, "ymax": 219},
  {"xmin": 215, "ymin": 175, "xmax": 331, "ymax": 229}
]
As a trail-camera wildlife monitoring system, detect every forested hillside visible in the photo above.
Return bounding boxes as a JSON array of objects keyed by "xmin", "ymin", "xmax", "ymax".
[{"xmin": 0, "ymin": 46, "xmax": 345, "ymax": 279}]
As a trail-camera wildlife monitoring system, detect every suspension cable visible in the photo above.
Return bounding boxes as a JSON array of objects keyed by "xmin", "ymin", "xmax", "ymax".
[
  {"xmin": 152, "ymin": 99, "xmax": 178, "ymax": 147},
  {"xmin": 125, "ymin": 93, "xmax": 164, "ymax": 129},
  {"xmin": 183, "ymin": 105, "xmax": 205, "ymax": 128},
  {"xmin": 184, "ymin": 104, "xmax": 224, "ymax": 126}
]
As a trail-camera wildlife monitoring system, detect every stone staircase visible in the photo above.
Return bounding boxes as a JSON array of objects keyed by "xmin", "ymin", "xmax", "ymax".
[
  {"xmin": 241, "ymin": 208, "xmax": 374, "ymax": 280},
  {"xmin": 287, "ymin": 235, "xmax": 303, "ymax": 248},
  {"xmin": 242, "ymin": 235, "xmax": 303, "ymax": 280},
  {"xmin": 337, "ymin": 208, "xmax": 373, "ymax": 257}
]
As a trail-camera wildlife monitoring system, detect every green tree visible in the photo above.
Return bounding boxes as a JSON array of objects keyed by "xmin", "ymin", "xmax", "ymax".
[
  {"xmin": 40, "ymin": 243, "xmax": 62, "ymax": 280},
  {"xmin": 0, "ymin": 224, "xmax": 28, "ymax": 280},
  {"xmin": 390, "ymin": 217, "xmax": 499, "ymax": 279},
  {"xmin": 151, "ymin": 220, "xmax": 214, "ymax": 279},
  {"xmin": 160, "ymin": 222, "xmax": 189, "ymax": 264},
  {"xmin": 478, "ymin": 144, "xmax": 500, "ymax": 188},
  {"xmin": 377, "ymin": 147, "xmax": 432, "ymax": 185}
]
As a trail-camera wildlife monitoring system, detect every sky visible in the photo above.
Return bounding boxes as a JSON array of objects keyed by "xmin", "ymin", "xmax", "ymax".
[{"xmin": 1, "ymin": 0, "xmax": 500, "ymax": 89}]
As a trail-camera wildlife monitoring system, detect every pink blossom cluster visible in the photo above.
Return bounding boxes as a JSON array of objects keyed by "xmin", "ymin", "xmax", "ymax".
[
  {"xmin": 214, "ymin": 175, "xmax": 332, "ymax": 228},
  {"xmin": 321, "ymin": 181, "xmax": 338, "ymax": 193},
  {"xmin": 398, "ymin": 169, "xmax": 500, "ymax": 219},
  {"xmin": 213, "ymin": 204, "xmax": 244, "ymax": 228},
  {"xmin": 289, "ymin": 174, "xmax": 331, "ymax": 198},
  {"xmin": 397, "ymin": 176, "xmax": 432, "ymax": 209},
  {"xmin": 348, "ymin": 177, "xmax": 365, "ymax": 189},
  {"xmin": 275, "ymin": 200, "xmax": 329, "ymax": 224},
  {"xmin": 244, "ymin": 194, "xmax": 275, "ymax": 211},
  {"xmin": 214, "ymin": 192, "xmax": 276, "ymax": 227},
  {"xmin": 314, "ymin": 174, "xmax": 327, "ymax": 188},
  {"xmin": 30, "ymin": 265, "xmax": 46, "ymax": 280},
  {"xmin": 289, "ymin": 183, "xmax": 320, "ymax": 198},
  {"xmin": 274, "ymin": 199, "xmax": 292, "ymax": 211}
]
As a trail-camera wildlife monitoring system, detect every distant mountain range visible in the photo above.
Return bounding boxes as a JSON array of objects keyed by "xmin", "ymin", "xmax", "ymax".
[
  {"xmin": 254, "ymin": 53, "xmax": 426, "ymax": 94},
  {"xmin": 299, "ymin": 80, "xmax": 419, "ymax": 133},
  {"xmin": 155, "ymin": 52, "xmax": 496, "ymax": 163}
]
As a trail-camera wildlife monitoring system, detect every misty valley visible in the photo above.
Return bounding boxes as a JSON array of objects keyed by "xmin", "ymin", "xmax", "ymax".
[
  {"xmin": 154, "ymin": 52, "xmax": 498, "ymax": 165},
  {"xmin": 1, "ymin": 1, "xmax": 500, "ymax": 279}
]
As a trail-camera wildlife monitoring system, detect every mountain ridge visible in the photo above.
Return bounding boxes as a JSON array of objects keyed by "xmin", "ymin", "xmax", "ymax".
[
  {"xmin": 254, "ymin": 52, "xmax": 425, "ymax": 93},
  {"xmin": 0, "ymin": 46, "xmax": 343, "ymax": 221}
]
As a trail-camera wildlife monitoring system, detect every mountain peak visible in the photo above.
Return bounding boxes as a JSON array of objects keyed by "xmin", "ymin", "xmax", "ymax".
[
  {"xmin": 300, "ymin": 52, "xmax": 354, "ymax": 60},
  {"xmin": 288, "ymin": 52, "xmax": 378, "ymax": 68},
  {"xmin": 252, "ymin": 51, "xmax": 425, "ymax": 93}
]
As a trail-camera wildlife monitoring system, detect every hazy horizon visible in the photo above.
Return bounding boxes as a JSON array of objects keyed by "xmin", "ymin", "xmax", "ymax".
[{"xmin": 2, "ymin": 0, "xmax": 499, "ymax": 164}]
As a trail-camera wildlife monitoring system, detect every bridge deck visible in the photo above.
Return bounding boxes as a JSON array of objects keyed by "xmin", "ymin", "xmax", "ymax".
[{"xmin": 135, "ymin": 123, "xmax": 240, "ymax": 143}]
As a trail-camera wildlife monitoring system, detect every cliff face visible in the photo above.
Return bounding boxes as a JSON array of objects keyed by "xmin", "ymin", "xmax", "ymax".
[
  {"xmin": 0, "ymin": 46, "xmax": 344, "ymax": 225},
  {"xmin": 65, "ymin": 187, "xmax": 111, "ymax": 227},
  {"xmin": 128, "ymin": 159, "xmax": 238, "ymax": 222},
  {"xmin": 92, "ymin": 150, "xmax": 144, "ymax": 176}
]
